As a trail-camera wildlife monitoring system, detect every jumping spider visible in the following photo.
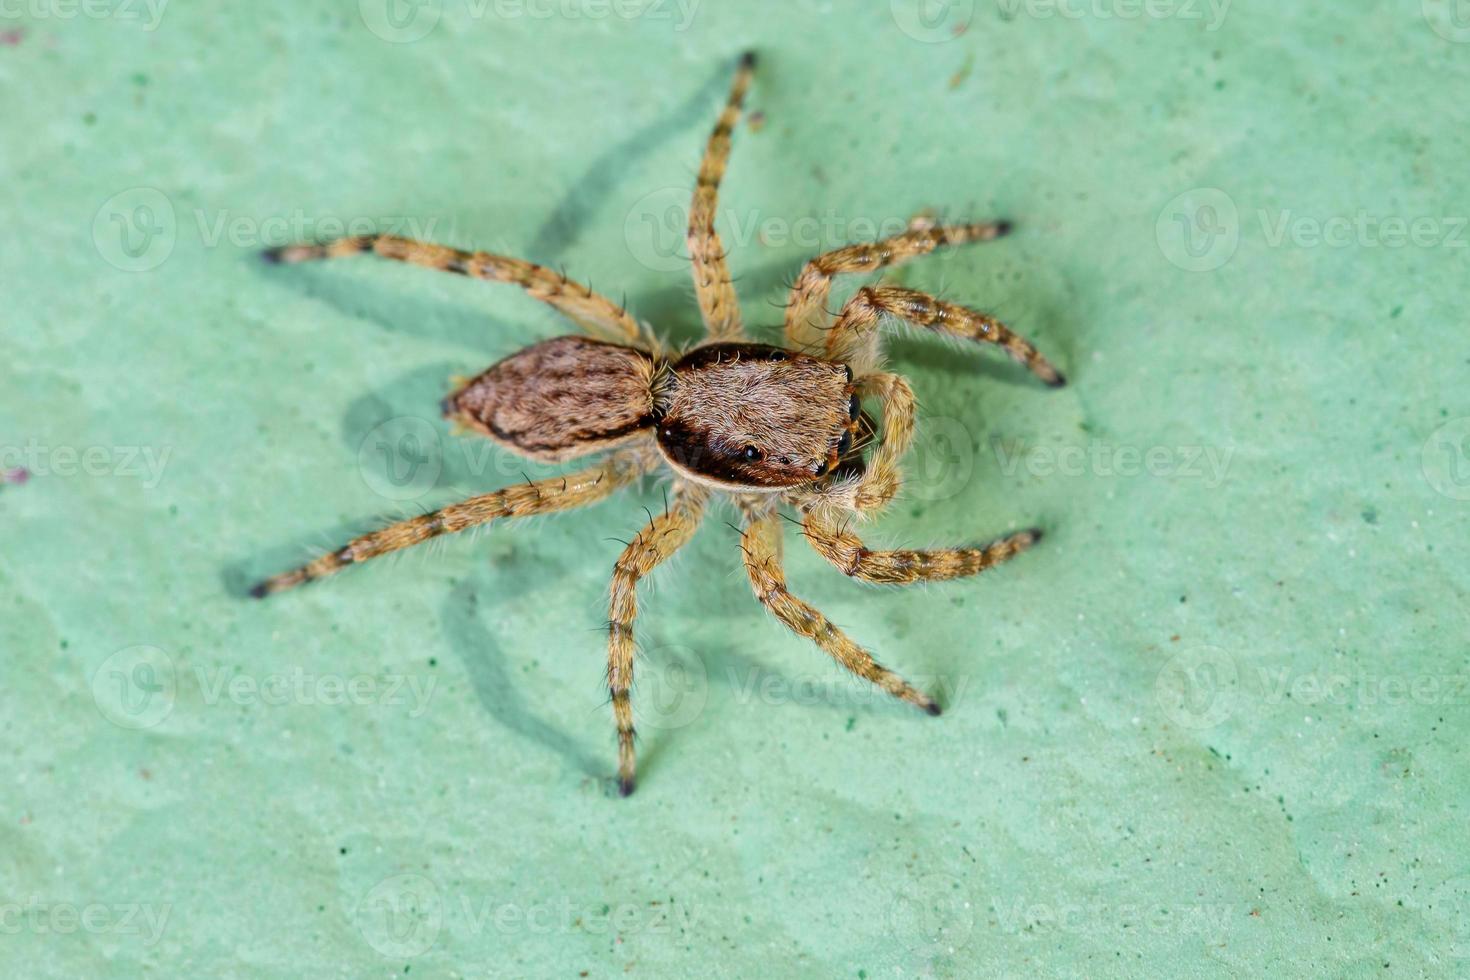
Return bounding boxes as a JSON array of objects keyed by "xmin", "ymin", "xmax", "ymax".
[{"xmin": 252, "ymin": 52, "xmax": 1065, "ymax": 796}]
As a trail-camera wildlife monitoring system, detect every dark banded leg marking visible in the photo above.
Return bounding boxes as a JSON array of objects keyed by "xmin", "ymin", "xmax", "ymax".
[
  {"xmin": 688, "ymin": 51, "xmax": 757, "ymax": 342},
  {"xmin": 783, "ymin": 220, "xmax": 1012, "ymax": 352},
  {"xmin": 251, "ymin": 454, "xmax": 644, "ymax": 598},
  {"xmin": 606, "ymin": 483, "xmax": 709, "ymax": 795},
  {"xmin": 829, "ymin": 285, "xmax": 1065, "ymax": 387},
  {"xmin": 740, "ymin": 511, "xmax": 938, "ymax": 715},
  {"xmin": 262, "ymin": 233, "xmax": 645, "ymax": 345},
  {"xmin": 802, "ymin": 511, "xmax": 1042, "ymax": 585}
]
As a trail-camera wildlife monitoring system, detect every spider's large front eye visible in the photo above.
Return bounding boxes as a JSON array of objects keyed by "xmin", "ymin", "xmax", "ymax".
[{"xmin": 743, "ymin": 445, "xmax": 762, "ymax": 461}]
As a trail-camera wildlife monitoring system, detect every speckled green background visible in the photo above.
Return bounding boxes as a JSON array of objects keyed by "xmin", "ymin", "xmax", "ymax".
[{"xmin": 3, "ymin": 1, "xmax": 1468, "ymax": 976}]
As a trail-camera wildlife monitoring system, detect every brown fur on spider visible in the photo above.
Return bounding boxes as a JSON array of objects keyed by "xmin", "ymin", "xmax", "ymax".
[{"xmin": 252, "ymin": 51, "xmax": 1065, "ymax": 797}]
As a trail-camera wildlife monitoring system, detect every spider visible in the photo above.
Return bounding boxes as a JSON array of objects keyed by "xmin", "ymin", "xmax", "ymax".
[{"xmin": 251, "ymin": 51, "xmax": 1064, "ymax": 796}]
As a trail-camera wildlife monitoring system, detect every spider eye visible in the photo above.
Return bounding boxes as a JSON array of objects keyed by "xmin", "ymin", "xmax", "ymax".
[{"xmin": 743, "ymin": 445, "xmax": 762, "ymax": 461}]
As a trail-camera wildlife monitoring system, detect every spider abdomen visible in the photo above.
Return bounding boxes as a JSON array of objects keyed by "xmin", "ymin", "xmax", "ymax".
[{"xmin": 445, "ymin": 335, "xmax": 658, "ymax": 461}]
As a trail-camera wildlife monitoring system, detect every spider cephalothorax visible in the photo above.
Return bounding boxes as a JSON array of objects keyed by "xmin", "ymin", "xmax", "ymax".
[
  {"xmin": 252, "ymin": 51, "xmax": 1064, "ymax": 796},
  {"xmin": 655, "ymin": 343, "xmax": 861, "ymax": 490}
]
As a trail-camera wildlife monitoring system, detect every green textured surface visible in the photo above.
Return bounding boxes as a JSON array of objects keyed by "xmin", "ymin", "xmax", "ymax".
[{"xmin": 3, "ymin": 2, "xmax": 1468, "ymax": 976}]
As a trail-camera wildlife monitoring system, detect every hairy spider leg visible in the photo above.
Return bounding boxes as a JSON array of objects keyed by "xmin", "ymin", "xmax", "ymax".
[
  {"xmin": 264, "ymin": 233, "xmax": 648, "ymax": 347},
  {"xmin": 739, "ymin": 505, "xmax": 940, "ymax": 714},
  {"xmin": 606, "ymin": 481, "xmax": 709, "ymax": 795},
  {"xmin": 784, "ymin": 220, "xmax": 1012, "ymax": 352},
  {"xmin": 252, "ymin": 451, "xmax": 648, "ymax": 597},
  {"xmin": 826, "ymin": 285, "xmax": 1065, "ymax": 386},
  {"xmin": 689, "ymin": 51, "xmax": 757, "ymax": 343}
]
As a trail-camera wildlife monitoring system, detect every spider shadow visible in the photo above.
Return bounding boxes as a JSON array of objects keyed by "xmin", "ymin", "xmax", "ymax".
[
  {"xmin": 694, "ymin": 574, "xmax": 947, "ymax": 718},
  {"xmin": 441, "ymin": 573, "xmax": 607, "ymax": 781},
  {"xmin": 526, "ymin": 62, "xmax": 734, "ymax": 261},
  {"xmin": 254, "ymin": 259, "xmax": 531, "ymax": 359},
  {"xmin": 221, "ymin": 359, "xmax": 545, "ymax": 598},
  {"xmin": 245, "ymin": 63, "xmax": 731, "ymax": 354}
]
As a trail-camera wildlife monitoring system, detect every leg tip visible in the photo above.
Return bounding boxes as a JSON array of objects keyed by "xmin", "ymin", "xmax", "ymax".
[
  {"xmin": 248, "ymin": 581, "xmax": 270, "ymax": 599},
  {"xmin": 618, "ymin": 776, "xmax": 637, "ymax": 797},
  {"xmin": 740, "ymin": 50, "xmax": 758, "ymax": 69},
  {"xmin": 260, "ymin": 247, "xmax": 284, "ymax": 265},
  {"xmin": 994, "ymin": 219, "xmax": 1014, "ymax": 238},
  {"xmin": 1024, "ymin": 527, "xmax": 1044, "ymax": 546},
  {"xmin": 924, "ymin": 701, "xmax": 943, "ymax": 717},
  {"xmin": 1045, "ymin": 370, "xmax": 1067, "ymax": 388}
]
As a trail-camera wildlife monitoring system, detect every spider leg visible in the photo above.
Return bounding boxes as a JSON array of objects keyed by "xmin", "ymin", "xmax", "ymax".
[
  {"xmin": 251, "ymin": 450, "xmax": 647, "ymax": 597},
  {"xmin": 739, "ymin": 505, "xmax": 939, "ymax": 714},
  {"xmin": 784, "ymin": 220, "xmax": 1011, "ymax": 352},
  {"xmin": 606, "ymin": 481, "xmax": 709, "ymax": 796},
  {"xmin": 809, "ymin": 372, "xmax": 916, "ymax": 516},
  {"xmin": 689, "ymin": 51, "xmax": 756, "ymax": 343},
  {"xmin": 827, "ymin": 285, "xmax": 1064, "ymax": 386},
  {"xmin": 801, "ymin": 508, "xmax": 1042, "ymax": 585},
  {"xmin": 262, "ymin": 234, "xmax": 648, "ymax": 348}
]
